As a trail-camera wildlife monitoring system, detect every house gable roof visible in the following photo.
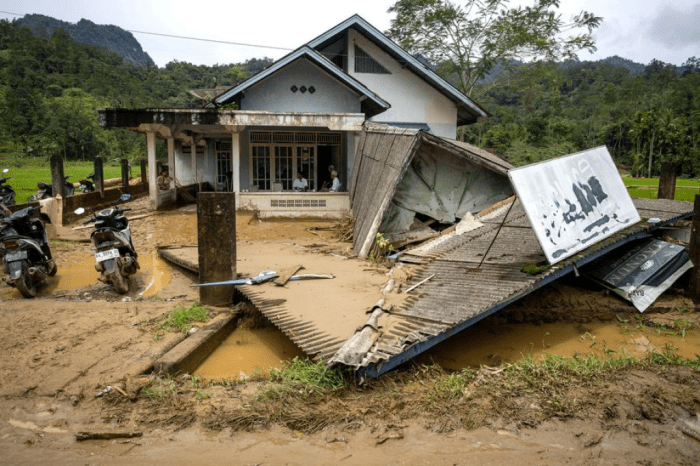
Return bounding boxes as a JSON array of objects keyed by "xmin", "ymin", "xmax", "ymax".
[
  {"xmin": 306, "ymin": 14, "xmax": 489, "ymax": 125},
  {"xmin": 213, "ymin": 46, "xmax": 390, "ymax": 118}
]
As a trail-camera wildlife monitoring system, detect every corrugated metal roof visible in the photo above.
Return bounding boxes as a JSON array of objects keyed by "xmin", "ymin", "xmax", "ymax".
[{"xmin": 354, "ymin": 198, "xmax": 694, "ymax": 378}]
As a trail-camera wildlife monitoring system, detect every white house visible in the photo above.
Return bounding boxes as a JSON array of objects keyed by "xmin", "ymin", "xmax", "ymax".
[{"xmin": 99, "ymin": 15, "xmax": 488, "ymax": 213}]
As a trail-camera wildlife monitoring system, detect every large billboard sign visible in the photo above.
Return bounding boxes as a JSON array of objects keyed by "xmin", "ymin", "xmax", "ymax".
[{"xmin": 508, "ymin": 146, "xmax": 641, "ymax": 264}]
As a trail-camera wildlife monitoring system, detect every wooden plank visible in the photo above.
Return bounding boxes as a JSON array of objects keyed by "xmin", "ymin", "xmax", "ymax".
[{"xmin": 273, "ymin": 264, "xmax": 303, "ymax": 286}]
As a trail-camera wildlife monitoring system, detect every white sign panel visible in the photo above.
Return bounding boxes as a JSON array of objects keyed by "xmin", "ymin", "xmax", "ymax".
[{"xmin": 508, "ymin": 146, "xmax": 641, "ymax": 264}]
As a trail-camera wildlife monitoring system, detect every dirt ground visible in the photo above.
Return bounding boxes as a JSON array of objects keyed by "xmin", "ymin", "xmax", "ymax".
[{"xmin": 1, "ymin": 198, "xmax": 700, "ymax": 465}]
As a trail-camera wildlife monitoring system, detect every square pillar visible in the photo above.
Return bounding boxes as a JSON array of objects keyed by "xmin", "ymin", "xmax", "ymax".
[
  {"xmin": 167, "ymin": 137, "xmax": 175, "ymax": 190},
  {"xmin": 231, "ymin": 132, "xmax": 241, "ymax": 192},
  {"xmin": 147, "ymin": 132, "xmax": 158, "ymax": 209}
]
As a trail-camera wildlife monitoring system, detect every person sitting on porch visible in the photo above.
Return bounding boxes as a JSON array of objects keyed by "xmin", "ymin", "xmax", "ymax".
[
  {"xmin": 330, "ymin": 170, "xmax": 341, "ymax": 192},
  {"xmin": 157, "ymin": 169, "xmax": 172, "ymax": 190},
  {"xmin": 293, "ymin": 172, "xmax": 308, "ymax": 192}
]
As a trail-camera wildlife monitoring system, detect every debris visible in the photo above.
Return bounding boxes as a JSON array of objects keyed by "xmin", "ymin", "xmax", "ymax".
[
  {"xmin": 113, "ymin": 385, "xmax": 129, "ymax": 397},
  {"xmin": 404, "ymin": 274, "xmax": 435, "ymax": 293},
  {"xmin": 95, "ymin": 385, "xmax": 112, "ymax": 397},
  {"xmin": 192, "ymin": 270, "xmax": 334, "ymax": 287},
  {"xmin": 273, "ymin": 265, "xmax": 304, "ymax": 286},
  {"xmin": 76, "ymin": 431, "xmax": 143, "ymax": 441},
  {"xmin": 585, "ymin": 238, "xmax": 692, "ymax": 312}
]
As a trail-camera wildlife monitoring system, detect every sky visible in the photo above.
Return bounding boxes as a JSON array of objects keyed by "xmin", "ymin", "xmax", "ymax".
[{"xmin": 1, "ymin": 0, "xmax": 699, "ymax": 68}]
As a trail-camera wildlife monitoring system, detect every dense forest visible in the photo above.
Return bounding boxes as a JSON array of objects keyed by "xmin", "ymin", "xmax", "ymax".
[
  {"xmin": 0, "ymin": 19, "xmax": 272, "ymax": 164},
  {"xmin": 0, "ymin": 18, "xmax": 698, "ymax": 176}
]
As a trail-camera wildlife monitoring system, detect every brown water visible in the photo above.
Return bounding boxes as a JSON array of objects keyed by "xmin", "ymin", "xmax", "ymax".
[
  {"xmin": 194, "ymin": 326, "xmax": 306, "ymax": 379},
  {"xmin": 421, "ymin": 320, "xmax": 700, "ymax": 370}
]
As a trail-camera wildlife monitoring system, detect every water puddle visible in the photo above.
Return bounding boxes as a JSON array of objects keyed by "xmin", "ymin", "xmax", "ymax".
[
  {"xmin": 194, "ymin": 326, "xmax": 305, "ymax": 379},
  {"xmin": 421, "ymin": 320, "xmax": 700, "ymax": 370}
]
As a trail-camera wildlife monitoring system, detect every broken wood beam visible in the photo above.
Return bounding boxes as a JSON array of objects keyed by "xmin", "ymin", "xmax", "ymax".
[{"xmin": 273, "ymin": 265, "xmax": 304, "ymax": 286}]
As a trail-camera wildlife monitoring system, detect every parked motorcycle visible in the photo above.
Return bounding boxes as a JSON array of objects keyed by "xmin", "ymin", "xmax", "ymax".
[
  {"xmin": 76, "ymin": 194, "xmax": 139, "ymax": 294},
  {"xmin": 27, "ymin": 175, "xmax": 75, "ymax": 202},
  {"xmin": 0, "ymin": 168, "xmax": 16, "ymax": 206},
  {"xmin": 0, "ymin": 205, "xmax": 57, "ymax": 298},
  {"xmin": 79, "ymin": 173, "xmax": 96, "ymax": 193}
]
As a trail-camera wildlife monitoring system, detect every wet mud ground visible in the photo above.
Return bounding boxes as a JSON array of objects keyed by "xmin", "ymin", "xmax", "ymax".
[{"xmin": 1, "ymin": 198, "xmax": 700, "ymax": 465}]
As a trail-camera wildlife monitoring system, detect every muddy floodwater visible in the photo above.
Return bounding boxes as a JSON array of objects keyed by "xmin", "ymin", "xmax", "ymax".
[
  {"xmin": 194, "ymin": 326, "xmax": 306, "ymax": 379},
  {"xmin": 420, "ymin": 319, "xmax": 700, "ymax": 370},
  {"xmin": 193, "ymin": 317, "xmax": 700, "ymax": 379}
]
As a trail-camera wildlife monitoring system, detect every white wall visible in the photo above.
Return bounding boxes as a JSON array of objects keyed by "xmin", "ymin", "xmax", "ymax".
[
  {"xmin": 241, "ymin": 60, "xmax": 361, "ymax": 114},
  {"xmin": 347, "ymin": 29, "xmax": 458, "ymax": 139}
]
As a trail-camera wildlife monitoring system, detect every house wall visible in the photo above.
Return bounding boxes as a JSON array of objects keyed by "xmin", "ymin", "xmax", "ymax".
[
  {"xmin": 347, "ymin": 29, "xmax": 458, "ymax": 139},
  {"xmin": 173, "ymin": 141, "xmax": 217, "ymax": 187},
  {"xmin": 240, "ymin": 60, "xmax": 362, "ymax": 114}
]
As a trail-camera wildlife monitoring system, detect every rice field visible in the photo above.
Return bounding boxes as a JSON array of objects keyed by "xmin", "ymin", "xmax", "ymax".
[
  {"xmin": 1, "ymin": 161, "xmax": 124, "ymax": 204},
  {"xmin": 623, "ymin": 177, "xmax": 700, "ymax": 202}
]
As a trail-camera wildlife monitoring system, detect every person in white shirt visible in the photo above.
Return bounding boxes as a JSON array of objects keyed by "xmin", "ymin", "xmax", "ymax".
[
  {"xmin": 330, "ymin": 170, "xmax": 341, "ymax": 192},
  {"xmin": 293, "ymin": 172, "xmax": 308, "ymax": 192}
]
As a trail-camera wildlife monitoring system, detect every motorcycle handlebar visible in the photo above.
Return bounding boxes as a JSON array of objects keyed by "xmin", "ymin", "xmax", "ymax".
[{"xmin": 83, "ymin": 217, "xmax": 96, "ymax": 225}]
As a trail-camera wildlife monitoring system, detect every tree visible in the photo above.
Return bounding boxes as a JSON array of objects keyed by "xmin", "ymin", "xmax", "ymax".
[{"xmin": 386, "ymin": 0, "xmax": 602, "ymax": 96}]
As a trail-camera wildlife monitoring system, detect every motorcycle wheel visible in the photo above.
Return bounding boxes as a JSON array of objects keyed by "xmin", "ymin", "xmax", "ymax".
[
  {"xmin": 111, "ymin": 269, "xmax": 129, "ymax": 295},
  {"xmin": 15, "ymin": 261, "xmax": 37, "ymax": 299}
]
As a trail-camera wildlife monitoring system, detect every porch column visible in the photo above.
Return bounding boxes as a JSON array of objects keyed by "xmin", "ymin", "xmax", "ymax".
[
  {"xmin": 167, "ymin": 137, "xmax": 175, "ymax": 190},
  {"xmin": 191, "ymin": 144, "xmax": 197, "ymax": 192},
  {"xmin": 231, "ymin": 132, "xmax": 240, "ymax": 192},
  {"xmin": 147, "ymin": 131, "xmax": 158, "ymax": 209},
  {"xmin": 226, "ymin": 125, "xmax": 244, "ymax": 193}
]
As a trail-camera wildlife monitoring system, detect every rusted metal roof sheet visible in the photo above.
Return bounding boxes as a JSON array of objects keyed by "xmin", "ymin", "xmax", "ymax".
[{"xmin": 355, "ymin": 198, "xmax": 694, "ymax": 378}]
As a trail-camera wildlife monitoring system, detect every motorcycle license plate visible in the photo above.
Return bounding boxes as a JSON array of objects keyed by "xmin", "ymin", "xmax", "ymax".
[
  {"xmin": 95, "ymin": 248, "xmax": 120, "ymax": 262},
  {"xmin": 5, "ymin": 250, "xmax": 27, "ymax": 262}
]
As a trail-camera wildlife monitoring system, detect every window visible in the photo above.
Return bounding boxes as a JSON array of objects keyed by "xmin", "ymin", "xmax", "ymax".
[
  {"xmin": 354, "ymin": 45, "xmax": 390, "ymax": 74},
  {"xmin": 249, "ymin": 131, "xmax": 340, "ymax": 191}
]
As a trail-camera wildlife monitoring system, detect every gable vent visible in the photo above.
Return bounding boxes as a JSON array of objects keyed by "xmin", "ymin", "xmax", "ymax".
[{"xmin": 354, "ymin": 45, "xmax": 391, "ymax": 74}]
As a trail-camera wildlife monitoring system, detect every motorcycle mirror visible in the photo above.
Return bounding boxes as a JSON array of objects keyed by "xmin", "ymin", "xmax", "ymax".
[
  {"xmin": 2, "ymin": 168, "xmax": 8, "ymax": 173},
  {"xmin": 119, "ymin": 194, "xmax": 131, "ymax": 202},
  {"xmin": 74, "ymin": 207, "xmax": 86, "ymax": 215}
]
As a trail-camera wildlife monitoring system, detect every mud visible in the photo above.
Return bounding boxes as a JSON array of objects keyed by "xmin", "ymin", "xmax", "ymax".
[{"xmin": 1, "ymin": 198, "xmax": 699, "ymax": 465}]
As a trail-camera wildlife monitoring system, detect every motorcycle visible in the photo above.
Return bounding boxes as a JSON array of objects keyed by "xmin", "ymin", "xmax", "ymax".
[
  {"xmin": 76, "ymin": 194, "xmax": 139, "ymax": 294},
  {"xmin": 27, "ymin": 175, "xmax": 75, "ymax": 202},
  {"xmin": 79, "ymin": 173, "xmax": 96, "ymax": 193},
  {"xmin": 0, "ymin": 168, "xmax": 16, "ymax": 206},
  {"xmin": 0, "ymin": 205, "xmax": 57, "ymax": 298}
]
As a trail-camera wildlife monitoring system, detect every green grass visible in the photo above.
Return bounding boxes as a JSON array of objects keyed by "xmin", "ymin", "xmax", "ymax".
[
  {"xmin": 153, "ymin": 302, "xmax": 211, "ymax": 340},
  {"xmin": 623, "ymin": 176, "xmax": 700, "ymax": 202},
  {"xmin": 254, "ymin": 357, "xmax": 347, "ymax": 402},
  {"xmin": 1, "ymin": 161, "xmax": 125, "ymax": 204}
]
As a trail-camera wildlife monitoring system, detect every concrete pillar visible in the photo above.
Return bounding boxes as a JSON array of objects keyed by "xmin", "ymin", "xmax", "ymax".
[
  {"xmin": 689, "ymin": 195, "xmax": 700, "ymax": 303},
  {"xmin": 94, "ymin": 156, "xmax": 104, "ymax": 198},
  {"xmin": 191, "ymin": 144, "xmax": 197, "ymax": 193},
  {"xmin": 197, "ymin": 193, "xmax": 236, "ymax": 306},
  {"xmin": 147, "ymin": 132, "xmax": 157, "ymax": 209},
  {"xmin": 121, "ymin": 159, "xmax": 130, "ymax": 192},
  {"xmin": 50, "ymin": 155, "xmax": 65, "ymax": 198},
  {"xmin": 231, "ymin": 132, "xmax": 240, "ymax": 192},
  {"xmin": 140, "ymin": 159, "xmax": 147, "ymax": 186},
  {"xmin": 167, "ymin": 137, "xmax": 175, "ymax": 189},
  {"xmin": 657, "ymin": 162, "xmax": 677, "ymax": 200}
]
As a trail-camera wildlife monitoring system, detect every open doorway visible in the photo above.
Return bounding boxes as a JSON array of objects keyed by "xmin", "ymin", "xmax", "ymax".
[{"xmin": 317, "ymin": 145, "xmax": 341, "ymax": 190}]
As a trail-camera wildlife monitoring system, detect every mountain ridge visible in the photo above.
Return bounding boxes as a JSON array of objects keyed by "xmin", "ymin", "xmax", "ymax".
[{"xmin": 16, "ymin": 13, "xmax": 155, "ymax": 67}]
